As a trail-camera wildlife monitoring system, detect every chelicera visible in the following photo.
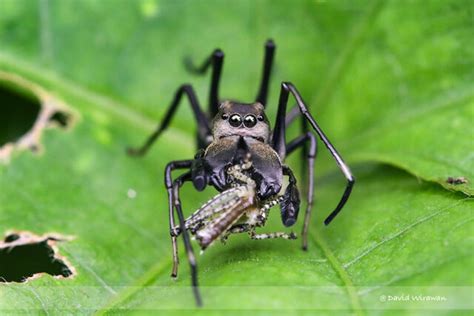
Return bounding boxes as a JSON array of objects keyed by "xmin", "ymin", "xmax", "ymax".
[{"xmin": 128, "ymin": 40, "xmax": 355, "ymax": 305}]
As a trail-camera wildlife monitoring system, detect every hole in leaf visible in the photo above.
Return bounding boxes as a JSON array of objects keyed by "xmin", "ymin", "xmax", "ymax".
[
  {"xmin": 0, "ymin": 85, "xmax": 41, "ymax": 147},
  {"xmin": 0, "ymin": 71, "xmax": 74, "ymax": 163},
  {"xmin": 0, "ymin": 231, "xmax": 74, "ymax": 283},
  {"xmin": 50, "ymin": 111, "xmax": 71, "ymax": 128}
]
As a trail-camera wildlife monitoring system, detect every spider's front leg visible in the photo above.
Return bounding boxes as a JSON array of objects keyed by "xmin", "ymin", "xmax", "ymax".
[
  {"xmin": 164, "ymin": 152, "xmax": 254, "ymax": 306},
  {"xmin": 271, "ymin": 82, "xmax": 355, "ymax": 250},
  {"xmin": 279, "ymin": 82, "xmax": 355, "ymax": 225},
  {"xmin": 167, "ymin": 165, "xmax": 202, "ymax": 306},
  {"xmin": 164, "ymin": 160, "xmax": 195, "ymax": 279}
]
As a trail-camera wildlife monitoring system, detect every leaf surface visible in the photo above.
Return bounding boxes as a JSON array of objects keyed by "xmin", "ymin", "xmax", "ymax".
[{"xmin": 0, "ymin": 0, "xmax": 472, "ymax": 313}]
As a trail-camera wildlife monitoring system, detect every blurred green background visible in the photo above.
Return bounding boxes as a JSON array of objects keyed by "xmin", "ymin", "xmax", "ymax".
[{"xmin": 0, "ymin": 0, "xmax": 473, "ymax": 314}]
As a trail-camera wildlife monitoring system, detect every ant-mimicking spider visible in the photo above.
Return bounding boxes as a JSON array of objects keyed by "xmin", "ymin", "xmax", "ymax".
[{"xmin": 128, "ymin": 39, "xmax": 355, "ymax": 306}]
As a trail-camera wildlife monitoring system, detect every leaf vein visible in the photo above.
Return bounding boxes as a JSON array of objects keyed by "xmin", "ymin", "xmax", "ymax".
[
  {"xmin": 27, "ymin": 286, "xmax": 50, "ymax": 316},
  {"xmin": 311, "ymin": 231, "xmax": 364, "ymax": 315},
  {"xmin": 343, "ymin": 199, "xmax": 468, "ymax": 269}
]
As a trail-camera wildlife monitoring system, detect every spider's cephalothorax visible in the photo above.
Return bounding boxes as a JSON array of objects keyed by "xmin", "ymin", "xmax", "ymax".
[
  {"xmin": 197, "ymin": 101, "xmax": 282, "ymax": 199},
  {"xmin": 128, "ymin": 40, "xmax": 355, "ymax": 306}
]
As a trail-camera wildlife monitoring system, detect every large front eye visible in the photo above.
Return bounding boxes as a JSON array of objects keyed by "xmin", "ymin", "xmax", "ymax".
[
  {"xmin": 243, "ymin": 114, "xmax": 257, "ymax": 128},
  {"xmin": 229, "ymin": 114, "xmax": 242, "ymax": 127}
]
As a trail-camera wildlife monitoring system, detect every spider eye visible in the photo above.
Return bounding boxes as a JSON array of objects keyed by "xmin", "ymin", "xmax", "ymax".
[
  {"xmin": 221, "ymin": 113, "xmax": 229, "ymax": 120},
  {"xmin": 229, "ymin": 114, "xmax": 242, "ymax": 127},
  {"xmin": 244, "ymin": 114, "xmax": 257, "ymax": 128},
  {"xmin": 257, "ymin": 115, "xmax": 264, "ymax": 121}
]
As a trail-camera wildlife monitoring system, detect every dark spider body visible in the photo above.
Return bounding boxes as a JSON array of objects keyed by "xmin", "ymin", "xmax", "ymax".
[
  {"xmin": 128, "ymin": 40, "xmax": 355, "ymax": 306},
  {"xmin": 196, "ymin": 101, "xmax": 282, "ymax": 199}
]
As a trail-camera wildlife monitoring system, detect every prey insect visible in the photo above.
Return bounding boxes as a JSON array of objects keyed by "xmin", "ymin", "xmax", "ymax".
[
  {"xmin": 128, "ymin": 40, "xmax": 355, "ymax": 306},
  {"xmin": 174, "ymin": 154, "xmax": 295, "ymax": 252}
]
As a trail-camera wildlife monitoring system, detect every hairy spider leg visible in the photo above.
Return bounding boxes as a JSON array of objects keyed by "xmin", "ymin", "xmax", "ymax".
[
  {"xmin": 127, "ymin": 85, "xmax": 211, "ymax": 156},
  {"xmin": 272, "ymin": 82, "xmax": 355, "ymax": 248}
]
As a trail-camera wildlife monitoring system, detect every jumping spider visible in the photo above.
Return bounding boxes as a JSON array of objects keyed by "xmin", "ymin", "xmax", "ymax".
[{"xmin": 128, "ymin": 40, "xmax": 355, "ymax": 305}]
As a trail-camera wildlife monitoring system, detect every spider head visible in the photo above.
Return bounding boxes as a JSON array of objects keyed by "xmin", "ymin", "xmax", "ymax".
[{"xmin": 212, "ymin": 101, "xmax": 271, "ymax": 143}]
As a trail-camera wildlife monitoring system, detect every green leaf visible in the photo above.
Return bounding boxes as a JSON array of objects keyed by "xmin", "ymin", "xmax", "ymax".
[
  {"xmin": 0, "ymin": 0, "xmax": 472, "ymax": 313},
  {"xmin": 1, "ymin": 0, "xmax": 471, "ymax": 194},
  {"xmin": 105, "ymin": 166, "xmax": 473, "ymax": 311},
  {"xmin": 317, "ymin": 0, "xmax": 474, "ymax": 195}
]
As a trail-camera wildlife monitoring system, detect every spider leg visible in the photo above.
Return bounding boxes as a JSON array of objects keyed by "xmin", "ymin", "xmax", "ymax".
[
  {"xmin": 256, "ymin": 39, "xmax": 276, "ymax": 106},
  {"xmin": 185, "ymin": 49, "xmax": 224, "ymax": 117},
  {"xmin": 166, "ymin": 161, "xmax": 202, "ymax": 306},
  {"xmin": 127, "ymin": 85, "xmax": 211, "ymax": 156},
  {"xmin": 274, "ymin": 82, "xmax": 355, "ymax": 227},
  {"xmin": 170, "ymin": 172, "xmax": 193, "ymax": 278},
  {"xmin": 286, "ymin": 132, "xmax": 317, "ymax": 250},
  {"xmin": 164, "ymin": 160, "xmax": 193, "ymax": 278},
  {"xmin": 173, "ymin": 180, "xmax": 203, "ymax": 307},
  {"xmin": 283, "ymin": 106, "xmax": 310, "ymax": 189},
  {"xmin": 284, "ymin": 105, "xmax": 300, "ymax": 127}
]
